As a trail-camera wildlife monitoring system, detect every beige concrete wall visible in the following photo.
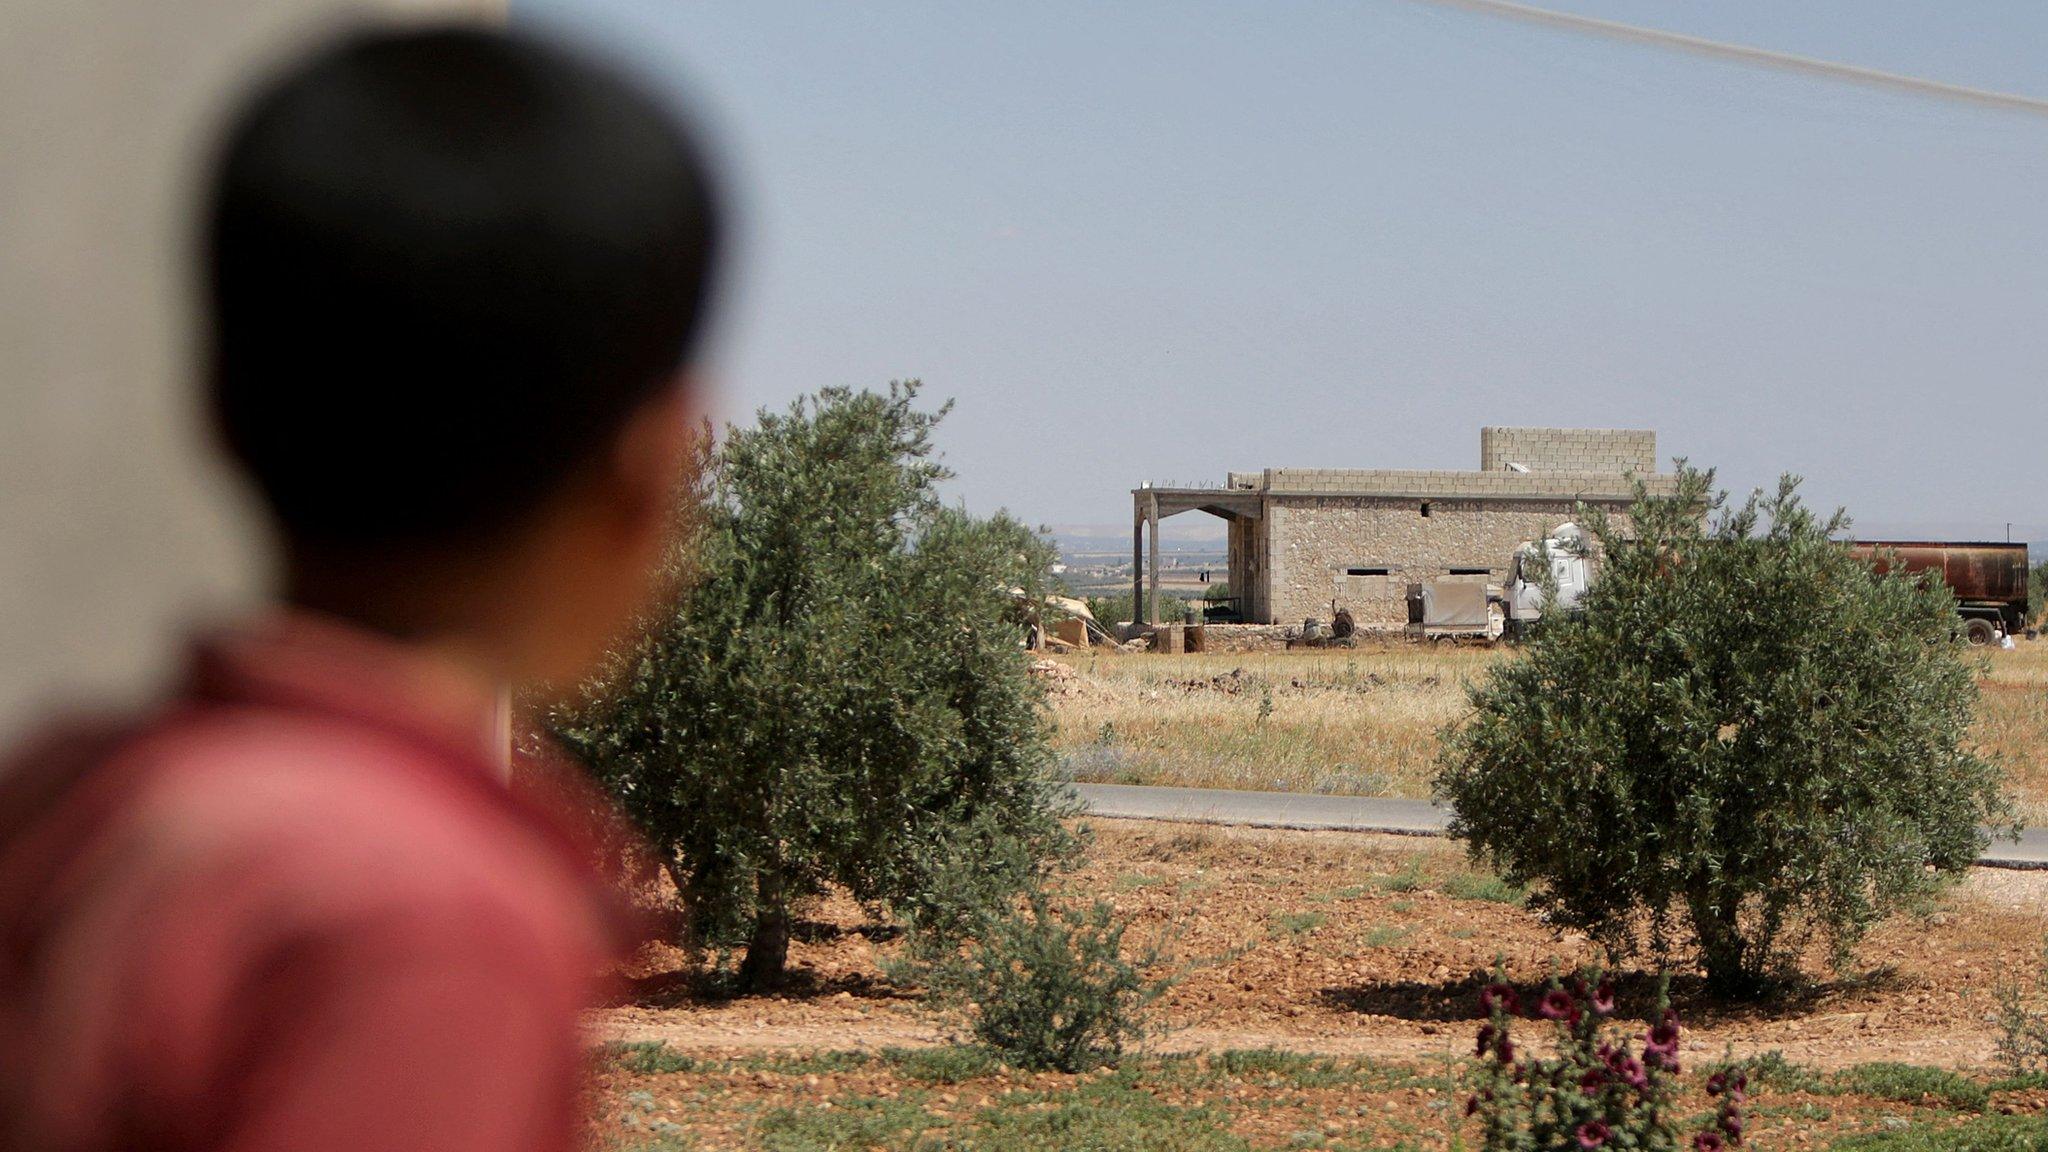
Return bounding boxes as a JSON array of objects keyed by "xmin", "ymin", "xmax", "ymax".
[
  {"xmin": 1262, "ymin": 467, "xmax": 1671, "ymax": 501},
  {"xmin": 0, "ymin": 0, "xmax": 500, "ymax": 744},
  {"xmin": 1262, "ymin": 495, "xmax": 1634, "ymax": 626},
  {"xmin": 1479, "ymin": 426, "xmax": 1657, "ymax": 474}
]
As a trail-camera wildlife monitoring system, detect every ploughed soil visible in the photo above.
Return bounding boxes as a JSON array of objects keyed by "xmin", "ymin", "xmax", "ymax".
[{"xmin": 590, "ymin": 820, "xmax": 2048, "ymax": 1071}]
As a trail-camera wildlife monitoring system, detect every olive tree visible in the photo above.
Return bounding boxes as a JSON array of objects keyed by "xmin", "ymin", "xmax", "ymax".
[
  {"xmin": 1436, "ymin": 465, "xmax": 2015, "ymax": 997},
  {"xmin": 558, "ymin": 382, "xmax": 1073, "ymax": 991}
]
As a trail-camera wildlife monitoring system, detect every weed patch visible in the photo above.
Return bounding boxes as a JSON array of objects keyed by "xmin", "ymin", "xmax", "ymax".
[
  {"xmin": 1271, "ymin": 910, "xmax": 1327, "ymax": 936},
  {"xmin": 602, "ymin": 1041, "xmax": 697, "ymax": 1075},
  {"xmin": 882, "ymin": 1045, "xmax": 1001, "ymax": 1084},
  {"xmin": 969, "ymin": 1079, "xmax": 1249, "ymax": 1152},
  {"xmin": 752, "ymin": 1096, "xmax": 937, "ymax": 1152},
  {"xmin": 1441, "ymin": 871, "xmax": 1526, "ymax": 905},
  {"xmin": 1829, "ymin": 1063, "xmax": 1989, "ymax": 1112},
  {"xmin": 1362, "ymin": 924, "xmax": 1412, "ymax": 948},
  {"xmin": 1825, "ymin": 1114, "xmax": 2048, "ymax": 1151}
]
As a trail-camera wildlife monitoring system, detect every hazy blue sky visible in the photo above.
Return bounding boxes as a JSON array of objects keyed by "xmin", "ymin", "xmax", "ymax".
[{"xmin": 519, "ymin": 1, "xmax": 2047, "ymax": 540}]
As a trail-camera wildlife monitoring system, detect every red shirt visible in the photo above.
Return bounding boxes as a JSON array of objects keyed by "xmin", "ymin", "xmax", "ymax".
[{"xmin": 0, "ymin": 615, "xmax": 631, "ymax": 1152}]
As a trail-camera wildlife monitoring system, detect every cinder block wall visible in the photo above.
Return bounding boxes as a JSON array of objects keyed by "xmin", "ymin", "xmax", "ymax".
[
  {"xmin": 1480, "ymin": 427, "xmax": 1656, "ymax": 474},
  {"xmin": 1262, "ymin": 468, "xmax": 1659, "ymax": 500},
  {"xmin": 1263, "ymin": 496, "xmax": 1636, "ymax": 627}
]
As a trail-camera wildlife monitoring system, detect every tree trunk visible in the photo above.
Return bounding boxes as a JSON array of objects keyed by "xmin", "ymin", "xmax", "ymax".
[
  {"xmin": 738, "ymin": 867, "xmax": 790, "ymax": 992},
  {"xmin": 1689, "ymin": 891, "xmax": 1763, "ymax": 1000},
  {"xmin": 662, "ymin": 856, "xmax": 701, "ymax": 952}
]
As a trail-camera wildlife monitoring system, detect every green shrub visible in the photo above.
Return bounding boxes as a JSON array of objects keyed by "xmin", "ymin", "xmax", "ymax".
[
  {"xmin": 914, "ymin": 893, "xmax": 1172, "ymax": 1073},
  {"xmin": 1085, "ymin": 591, "xmax": 1188, "ymax": 627},
  {"xmin": 1994, "ymin": 944, "xmax": 2048, "ymax": 1078},
  {"xmin": 557, "ymin": 384, "xmax": 1074, "ymax": 990},
  {"xmin": 1741, "ymin": 1050, "xmax": 1825, "ymax": 1094},
  {"xmin": 1438, "ymin": 466, "xmax": 2015, "ymax": 998}
]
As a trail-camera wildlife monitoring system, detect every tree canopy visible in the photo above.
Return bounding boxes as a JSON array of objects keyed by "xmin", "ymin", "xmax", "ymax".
[
  {"xmin": 1436, "ymin": 465, "xmax": 2015, "ymax": 997},
  {"xmin": 558, "ymin": 382, "xmax": 1073, "ymax": 990}
]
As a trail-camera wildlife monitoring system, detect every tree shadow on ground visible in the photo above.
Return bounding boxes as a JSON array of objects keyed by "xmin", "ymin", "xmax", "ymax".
[
  {"xmin": 792, "ymin": 919, "xmax": 903, "ymax": 944},
  {"xmin": 1316, "ymin": 966, "xmax": 1909, "ymax": 1027},
  {"xmin": 611, "ymin": 918, "xmax": 912, "ymax": 1008}
]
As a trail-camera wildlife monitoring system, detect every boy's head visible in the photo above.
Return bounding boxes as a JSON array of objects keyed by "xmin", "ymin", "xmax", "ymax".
[{"xmin": 204, "ymin": 25, "xmax": 723, "ymax": 677}]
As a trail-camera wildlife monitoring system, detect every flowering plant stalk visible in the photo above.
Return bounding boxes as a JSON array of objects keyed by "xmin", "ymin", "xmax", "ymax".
[{"xmin": 1466, "ymin": 972, "xmax": 1746, "ymax": 1151}]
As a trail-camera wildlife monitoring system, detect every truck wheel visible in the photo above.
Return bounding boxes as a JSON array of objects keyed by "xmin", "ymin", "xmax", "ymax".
[{"xmin": 1965, "ymin": 618, "xmax": 1997, "ymax": 646}]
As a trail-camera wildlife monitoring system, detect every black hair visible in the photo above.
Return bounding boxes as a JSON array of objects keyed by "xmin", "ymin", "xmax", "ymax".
[{"xmin": 204, "ymin": 24, "xmax": 723, "ymax": 545}]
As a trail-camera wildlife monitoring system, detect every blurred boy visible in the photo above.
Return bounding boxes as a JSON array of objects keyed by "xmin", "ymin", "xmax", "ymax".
[{"xmin": 0, "ymin": 24, "xmax": 721, "ymax": 1152}]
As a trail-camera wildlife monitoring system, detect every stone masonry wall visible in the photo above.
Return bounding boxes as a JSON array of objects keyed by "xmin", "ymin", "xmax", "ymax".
[
  {"xmin": 1264, "ymin": 496, "xmax": 1634, "ymax": 627},
  {"xmin": 1261, "ymin": 468, "xmax": 1667, "ymax": 500},
  {"xmin": 1479, "ymin": 427, "xmax": 1656, "ymax": 475}
]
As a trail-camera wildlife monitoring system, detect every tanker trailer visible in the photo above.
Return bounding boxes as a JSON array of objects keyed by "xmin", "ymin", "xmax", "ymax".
[{"xmin": 1845, "ymin": 540, "xmax": 2029, "ymax": 645}]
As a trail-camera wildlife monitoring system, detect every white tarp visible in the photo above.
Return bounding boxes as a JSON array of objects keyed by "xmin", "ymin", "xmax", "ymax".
[{"xmin": 1421, "ymin": 581, "xmax": 1491, "ymax": 628}]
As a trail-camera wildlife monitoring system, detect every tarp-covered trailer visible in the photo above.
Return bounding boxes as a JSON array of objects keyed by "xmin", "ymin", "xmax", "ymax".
[
  {"xmin": 1405, "ymin": 580, "xmax": 1505, "ymax": 643},
  {"xmin": 1846, "ymin": 540, "xmax": 2029, "ymax": 645}
]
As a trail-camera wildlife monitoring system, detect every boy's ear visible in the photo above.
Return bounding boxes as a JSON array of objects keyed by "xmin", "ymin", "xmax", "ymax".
[{"xmin": 608, "ymin": 378, "xmax": 698, "ymax": 535}]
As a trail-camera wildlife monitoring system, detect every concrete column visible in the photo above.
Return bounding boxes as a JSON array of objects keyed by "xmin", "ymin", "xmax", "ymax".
[
  {"xmin": 1146, "ymin": 491, "xmax": 1161, "ymax": 626},
  {"xmin": 1131, "ymin": 493, "xmax": 1145, "ymax": 629}
]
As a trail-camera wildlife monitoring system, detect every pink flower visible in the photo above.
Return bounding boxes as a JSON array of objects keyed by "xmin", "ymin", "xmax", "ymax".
[
  {"xmin": 1646, "ymin": 1011, "xmax": 1680, "ymax": 1050},
  {"xmin": 1579, "ymin": 1068, "xmax": 1607, "ymax": 1093},
  {"xmin": 1540, "ymin": 988, "xmax": 1576, "ymax": 1020},
  {"xmin": 1605, "ymin": 1054, "xmax": 1648, "ymax": 1090},
  {"xmin": 1706, "ymin": 1072, "xmax": 1728, "ymax": 1096},
  {"xmin": 1479, "ymin": 983, "xmax": 1521, "ymax": 1016},
  {"xmin": 1576, "ymin": 1120, "xmax": 1611, "ymax": 1149},
  {"xmin": 1590, "ymin": 979, "xmax": 1616, "ymax": 1015},
  {"xmin": 1475, "ymin": 1023, "xmax": 1512, "ymax": 1063},
  {"xmin": 1694, "ymin": 1133, "xmax": 1724, "ymax": 1152}
]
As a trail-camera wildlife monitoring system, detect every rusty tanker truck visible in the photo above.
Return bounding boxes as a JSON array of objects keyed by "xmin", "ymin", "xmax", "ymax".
[
  {"xmin": 1496, "ymin": 528, "xmax": 2030, "ymax": 646},
  {"xmin": 1843, "ymin": 540, "xmax": 2030, "ymax": 645}
]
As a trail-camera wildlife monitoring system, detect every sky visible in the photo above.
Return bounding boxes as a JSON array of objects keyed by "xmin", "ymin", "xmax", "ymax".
[{"xmin": 518, "ymin": 0, "xmax": 2048, "ymax": 543}]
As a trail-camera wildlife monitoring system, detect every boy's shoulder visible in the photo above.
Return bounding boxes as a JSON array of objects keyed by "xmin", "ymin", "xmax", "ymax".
[{"xmin": 2, "ymin": 699, "xmax": 605, "ymax": 961}]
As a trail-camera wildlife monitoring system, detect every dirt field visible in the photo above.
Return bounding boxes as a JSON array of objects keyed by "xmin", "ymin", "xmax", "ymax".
[
  {"xmin": 587, "ymin": 821, "xmax": 2048, "ymax": 1151},
  {"xmin": 1047, "ymin": 641, "xmax": 2048, "ymax": 824}
]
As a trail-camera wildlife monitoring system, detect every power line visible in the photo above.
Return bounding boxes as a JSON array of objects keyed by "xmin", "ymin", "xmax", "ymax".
[{"xmin": 1417, "ymin": 0, "xmax": 2048, "ymax": 118}]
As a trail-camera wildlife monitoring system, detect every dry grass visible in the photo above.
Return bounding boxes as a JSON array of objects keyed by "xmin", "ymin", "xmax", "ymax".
[
  {"xmin": 1974, "ymin": 643, "xmax": 2048, "ymax": 823},
  {"xmin": 1046, "ymin": 642, "xmax": 1503, "ymax": 798},
  {"xmin": 1049, "ymin": 640, "xmax": 2048, "ymax": 819}
]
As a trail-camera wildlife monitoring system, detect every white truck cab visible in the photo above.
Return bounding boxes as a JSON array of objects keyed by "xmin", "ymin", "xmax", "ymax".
[{"xmin": 1505, "ymin": 522, "xmax": 1594, "ymax": 632}]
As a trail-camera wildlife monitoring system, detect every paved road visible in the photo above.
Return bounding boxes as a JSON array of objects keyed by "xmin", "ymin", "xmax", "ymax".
[{"xmin": 1070, "ymin": 782, "xmax": 2048, "ymax": 870}]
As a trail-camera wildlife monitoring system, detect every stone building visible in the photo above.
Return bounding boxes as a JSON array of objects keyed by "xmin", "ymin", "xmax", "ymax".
[{"xmin": 1131, "ymin": 427, "xmax": 1678, "ymax": 627}]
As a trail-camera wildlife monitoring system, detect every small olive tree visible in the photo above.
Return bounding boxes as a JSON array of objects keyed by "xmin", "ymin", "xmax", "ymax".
[
  {"xmin": 558, "ymin": 382, "xmax": 1073, "ymax": 991},
  {"xmin": 1436, "ymin": 465, "xmax": 2015, "ymax": 997}
]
